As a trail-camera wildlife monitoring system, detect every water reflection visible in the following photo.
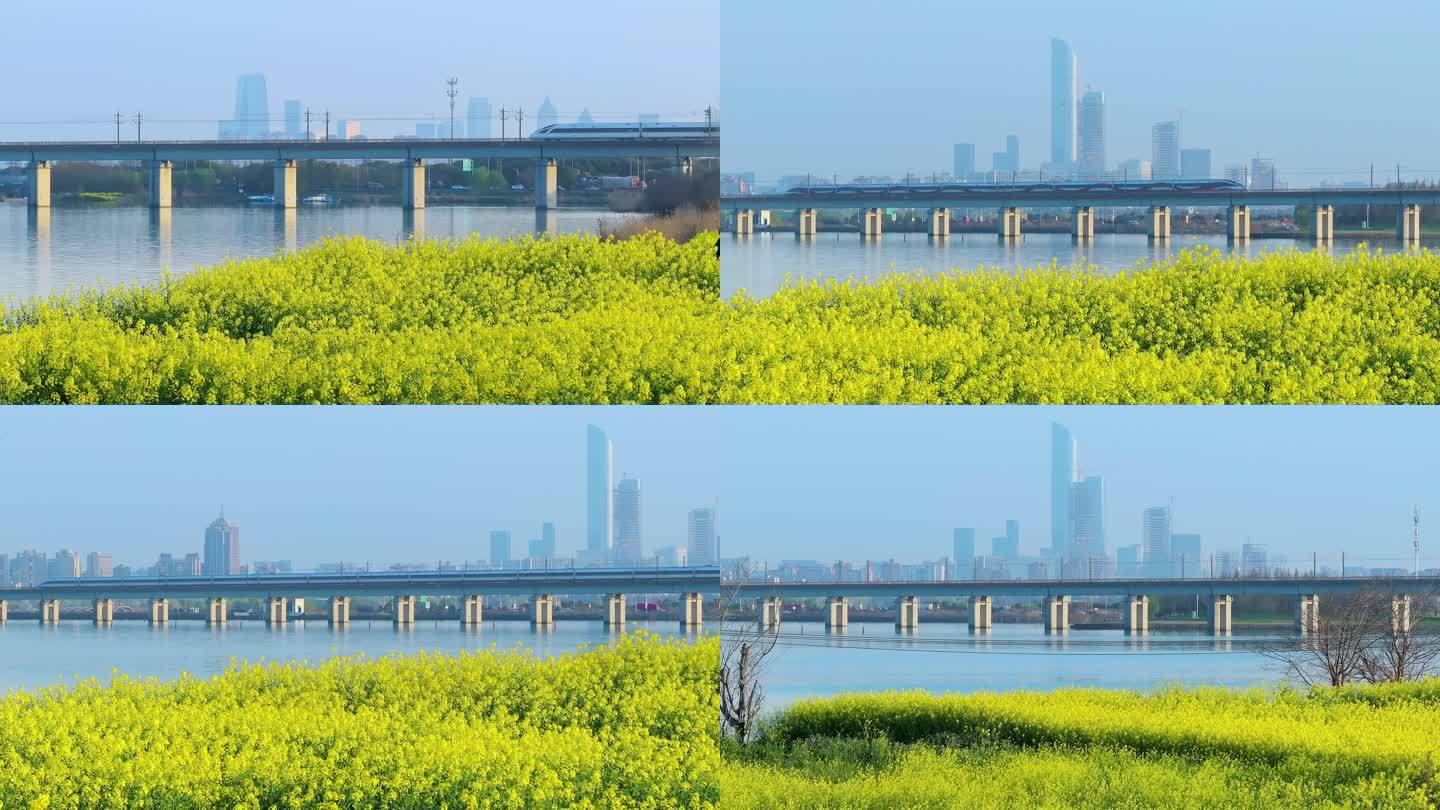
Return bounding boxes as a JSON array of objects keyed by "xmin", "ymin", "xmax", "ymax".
[
  {"xmin": 535, "ymin": 209, "xmax": 557, "ymax": 235},
  {"xmin": 276, "ymin": 208, "xmax": 297, "ymax": 254},
  {"xmin": 402, "ymin": 208, "xmax": 425, "ymax": 241}
]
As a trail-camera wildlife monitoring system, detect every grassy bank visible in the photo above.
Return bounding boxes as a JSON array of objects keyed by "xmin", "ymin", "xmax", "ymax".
[
  {"xmin": 0, "ymin": 633, "xmax": 719, "ymax": 808},
  {"xmin": 4, "ymin": 240, "xmax": 1440, "ymax": 402},
  {"xmin": 721, "ymin": 686, "xmax": 1440, "ymax": 808}
]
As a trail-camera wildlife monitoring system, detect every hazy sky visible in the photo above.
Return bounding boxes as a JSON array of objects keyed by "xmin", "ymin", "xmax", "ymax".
[
  {"xmin": 0, "ymin": 408, "xmax": 721, "ymax": 569},
  {"xmin": 0, "ymin": 0, "xmax": 719, "ymax": 141},
  {"xmin": 714, "ymin": 407, "xmax": 1440, "ymax": 568},
  {"xmin": 722, "ymin": 0, "xmax": 1440, "ymax": 183}
]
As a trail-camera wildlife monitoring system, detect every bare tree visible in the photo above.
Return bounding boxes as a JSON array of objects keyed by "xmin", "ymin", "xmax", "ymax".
[
  {"xmin": 718, "ymin": 561, "xmax": 780, "ymax": 744},
  {"xmin": 1358, "ymin": 588, "xmax": 1440, "ymax": 684},
  {"xmin": 1261, "ymin": 587, "xmax": 1440, "ymax": 687}
]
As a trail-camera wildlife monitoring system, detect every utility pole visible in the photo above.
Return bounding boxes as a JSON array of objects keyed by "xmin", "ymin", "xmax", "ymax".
[
  {"xmin": 304, "ymin": 108, "xmax": 312, "ymax": 141},
  {"xmin": 1414, "ymin": 506, "xmax": 1422, "ymax": 578},
  {"xmin": 134, "ymin": 113, "xmax": 142, "ymax": 142},
  {"xmin": 517, "ymin": 107, "xmax": 524, "ymax": 139},
  {"xmin": 115, "ymin": 112, "xmax": 123, "ymax": 143},
  {"xmin": 324, "ymin": 110, "xmax": 331, "ymax": 142},
  {"xmin": 445, "ymin": 77, "xmax": 459, "ymax": 140},
  {"xmin": 704, "ymin": 105, "xmax": 713, "ymax": 134}
]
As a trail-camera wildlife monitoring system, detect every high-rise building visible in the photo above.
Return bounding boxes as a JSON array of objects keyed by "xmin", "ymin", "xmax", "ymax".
[
  {"xmin": 466, "ymin": 97, "xmax": 492, "ymax": 139},
  {"xmin": 335, "ymin": 119, "xmax": 361, "ymax": 141},
  {"xmin": 586, "ymin": 425, "xmax": 613, "ymax": 560},
  {"xmin": 577, "ymin": 108, "xmax": 595, "ymax": 124},
  {"xmin": 203, "ymin": 511, "xmax": 241, "ymax": 575},
  {"xmin": 1050, "ymin": 38, "xmax": 1077, "ymax": 169},
  {"xmin": 1216, "ymin": 550, "xmax": 1240, "ymax": 577},
  {"xmin": 1068, "ymin": 476, "xmax": 1104, "ymax": 562},
  {"xmin": 49, "ymin": 549, "xmax": 81, "ymax": 580},
  {"xmin": 1117, "ymin": 159, "xmax": 1152, "ymax": 180},
  {"xmin": 284, "ymin": 100, "xmax": 302, "ymax": 139},
  {"xmin": 490, "ymin": 530, "xmax": 512, "ymax": 565},
  {"xmin": 1151, "ymin": 121, "xmax": 1181, "ymax": 179},
  {"xmin": 1241, "ymin": 542, "xmax": 1268, "ymax": 576},
  {"xmin": 1116, "ymin": 544, "xmax": 1141, "ymax": 577},
  {"xmin": 536, "ymin": 97, "xmax": 559, "ymax": 133},
  {"xmin": 1076, "ymin": 90, "xmax": 1106, "ymax": 177},
  {"xmin": 0, "ymin": 554, "xmax": 8, "ymax": 587},
  {"xmin": 953, "ymin": 143, "xmax": 975, "ymax": 179},
  {"xmin": 612, "ymin": 476, "xmax": 642, "ymax": 563},
  {"xmin": 415, "ymin": 123, "xmax": 438, "ymax": 139},
  {"xmin": 1180, "ymin": 148, "xmax": 1212, "ymax": 179},
  {"xmin": 952, "ymin": 528, "xmax": 976, "ymax": 579},
  {"xmin": 688, "ymin": 507, "xmax": 717, "ymax": 565},
  {"xmin": 1142, "ymin": 506, "xmax": 1172, "ymax": 577},
  {"xmin": 527, "ymin": 521, "xmax": 557, "ymax": 561},
  {"xmin": 85, "ymin": 552, "xmax": 113, "ymax": 578},
  {"xmin": 235, "ymin": 73, "xmax": 269, "ymax": 139},
  {"xmin": 1170, "ymin": 533, "xmax": 1202, "ymax": 577},
  {"xmin": 1249, "ymin": 158, "xmax": 1276, "ymax": 190},
  {"xmin": 1006, "ymin": 135, "xmax": 1020, "ymax": 173},
  {"xmin": 1051, "ymin": 423, "xmax": 1077, "ymax": 558},
  {"xmin": 654, "ymin": 545, "xmax": 687, "ymax": 567}
]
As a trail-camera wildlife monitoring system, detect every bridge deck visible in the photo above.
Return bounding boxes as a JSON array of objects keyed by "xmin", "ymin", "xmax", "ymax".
[
  {"xmin": 730, "ymin": 575, "xmax": 1434, "ymax": 600},
  {"xmin": 724, "ymin": 188, "xmax": 1440, "ymax": 210}
]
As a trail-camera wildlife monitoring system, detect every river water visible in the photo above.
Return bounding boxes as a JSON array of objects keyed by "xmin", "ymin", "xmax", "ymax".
[{"xmin": 0, "ymin": 202, "xmax": 637, "ymax": 305}]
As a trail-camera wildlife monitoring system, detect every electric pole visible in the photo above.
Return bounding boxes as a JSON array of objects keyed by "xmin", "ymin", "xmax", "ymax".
[
  {"xmin": 704, "ymin": 105, "xmax": 713, "ymax": 134},
  {"xmin": 115, "ymin": 112, "xmax": 123, "ymax": 143},
  {"xmin": 1414, "ymin": 506, "xmax": 1422, "ymax": 578},
  {"xmin": 517, "ymin": 107, "xmax": 524, "ymax": 139},
  {"xmin": 499, "ymin": 107, "xmax": 507, "ymax": 141},
  {"xmin": 324, "ymin": 110, "xmax": 331, "ymax": 142},
  {"xmin": 304, "ymin": 107, "xmax": 312, "ymax": 141},
  {"xmin": 445, "ymin": 77, "xmax": 459, "ymax": 140},
  {"xmin": 134, "ymin": 113, "xmax": 142, "ymax": 142}
]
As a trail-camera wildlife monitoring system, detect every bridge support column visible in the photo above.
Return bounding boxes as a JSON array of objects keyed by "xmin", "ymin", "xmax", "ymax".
[
  {"xmin": 796, "ymin": 208, "xmax": 818, "ymax": 237},
  {"xmin": 999, "ymin": 207, "xmax": 1022, "ymax": 239},
  {"xmin": 681, "ymin": 592, "xmax": 703, "ymax": 628},
  {"xmin": 27, "ymin": 161, "xmax": 51, "ymax": 208},
  {"xmin": 1147, "ymin": 206, "xmax": 1171, "ymax": 241},
  {"xmin": 41, "ymin": 598, "xmax": 61, "ymax": 624},
  {"xmin": 758, "ymin": 596, "xmax": 783, "ymax": 630},
  {"xmin": 531, "ymin": 594, "xmax": 555, "ymax": 627},
  {"xmin": 147, "ymin": 160, "xmax": 173, "ymax": 209},
  {"xmin": 273, "ymin": 159, "xmax": 297, "ymax": 209},
  {"xmin": 895, "ymin": 596, "xmax": 920, "ymax": 631},
  {"xmin": 1398, "ymin": 204, "xmax": 1422, "ymax": 243},
  {"xmin": 605, "ymin": 593, "xmax": 626, "ymax": 627},
  {"xmin": 1125, "ymin": 595, "xmax": 1150, "ymax": 633},
  {"xmin": 860, "ymin": 208, "xmax": 883, "ymax": 239},
  {"xmin": 734, "ymin": 208, "xmax": 755, "ymax": 235},
  {"xmin": 1226, "ymin": 205, "xmax": 1251, "ymax": 242},
  {"xmin": 928, "ymin": 208, "xmax": 950, "ymax": 238},
  {"xmin": 393, "ymin": 595, "xmax": 416, "ymax": 626},
  {"xmin": 265, "ymin": 596, "xmax": 287, "ymax": 626},
  {"xmin": 92, "ymin": 598, "xmax": 114, "ymax": 625},
  {"xmin": 1314, "ymin": 204, "xmax": 1335, "ymax": 242},
  {"xmin": 1295, "ymin": 594, "xmax": 1320, "ymax": 635},
  {"xmin": 328, "ymin": 596, "xmax": 350, "ymax": 627},
  {"xmin": 149, "ymin": 598, "xmax": 170, "ymax": 625},
  {"xmin": 205, "ymin": 597, "xmax": 227, "ymax": 626},
  {"xmin": 1211, "ymin": 595, "xmax": 1233, "ymax": 634},
  {"xmin": 680, "ymin": 157, "xmax": 693, "ymax": 176},
  {"xmin": 1044, "ymin": 595, "xmax": 1070, "ymax": 634},
  {"xmin": 0, "ymin": 599, "xmax": 7, "ymax": 623},
  {"xmin": 1071, "ymin": 207, "xmax": 1094, "ymax": 241},
  {"xmin": 535, "ymin": 158, "xmax": 557, "ymax": 210},
  {"xmin": 825, "ymin": 596, "xmax": 849, "ymax": 630},
  {"xmin": 461, "ymin": 595, "xmax": 482, "ymax": 626},
  {"xmin": 403, "ymin": 158, "xmax": 426, "ymax": 210},
  {"xmin": 968, "ymin": 596, "xmax": 992, "ymax": 630},
  {"xmin": 1393, "ymin": 594, "xmax": 1412, "ymax": 635}
]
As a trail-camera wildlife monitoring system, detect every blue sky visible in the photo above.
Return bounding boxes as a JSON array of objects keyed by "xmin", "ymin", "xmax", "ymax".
[
  {"xmin": 0, "ymin": 407, "xmax": 721, "ymax": 569},
  {"xmin": 0, "ymin": 0, "xmax": 719, "ymax": 141},
  {"xmin": 722, "ymin": 0, "xmax": 1440, "ymax": 183}
]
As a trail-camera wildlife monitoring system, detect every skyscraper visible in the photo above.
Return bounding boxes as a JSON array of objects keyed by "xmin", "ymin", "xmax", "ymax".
[
  {"xmin": 952, "ymin": 528, "xmax": 975, "ymax": 579},
  {"xmin": 1170, "ymin": 533, "xmax": 1202, "ymax": 577},
  {"xmin": 85, "ymin": 552, "xmax": 113, "ymax": 578},
  {"xmin": 490, "ymin": 530, "xmax": 512, "ymax": 565},
  {"xmin": 992, "ymin": 520, "xmax": 1020, "ymax": 565},
  {"xmin": 1180, "ymin": 148, "xmax": 1212, "ymax": 179},
  {"xmin": 1076, "ymin": 90, "xmax": 1106, "ymax": 177},
  {"xmin": 612, "ymin": 476, "xmax": 642, "ymax": 563},
  {"xmin": 467, "ymin": 97, "xmax": 492, "ymax": 139},
  {"xmin": 537, "ymin": 97, "xmax": 559, "ymax": 133},
  {"xmin": 577, "ymin": 108, "xmax": 595, "ymax": 124},
  {"xmin": 1050, "ymin": 38, "xmax": 1077, "ymax": 169},
  {"xmin": 586, "ymin": 425, "xmax": 613, "ymax": 560},
  {"xmin": 1151, "ymin": 121, "xmax": 1181, "ymax": 179},
  {"xmin": 1006, "ymin": 135, "xmax": 1020, "ymax": 173},
  {"xmin": 1142, "ymin": 506, "xmax": 1172, "ymax": 577},
  {"xmin": 1241, "ymin": 542, "xmax": 1268, "ymax": 576},
  {"xmin": 953, "ymin": 143, "xmax": 975, "ymax": 179},
  {"xmin": 203, "ymin": 511, "xmax": 240, "ymax": 575},
  {"xmin": 1051, "ymin": 423, "xmax": 1077, "ymax": 558},
  {"xmin": 1249, "ymin": 158, "xmax": 1276, "ymax": 190},
  {"xmin": 235, "ymin": 73, "xmax": 269, "ymax": 139},
  {"xmin": 688, "ymin": 507, "xmax": 717, "ymax": 565},
  {"xmin": 1068, "ymin": 476, "xmax": 1104, "ymax": 562},
  {"xmin": 529, "ymin": 522, "xmax": 557, "ymax": 561},
  {"xmin": 284, "ymin": 100, "xmax": 302, "ymax": 139},
  {"xmin": 49, "ymin": 549, "xmax": 81, "ymax": 580}
]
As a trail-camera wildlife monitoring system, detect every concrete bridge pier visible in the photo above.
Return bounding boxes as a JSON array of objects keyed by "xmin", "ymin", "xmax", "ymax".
[
  {"xmin": 1071, "ymin": 207, "xmax": 1095, "ymax": 242},
  {"xmin": 968, "ymin": 595, "xmax": 992, "ymax": 630},
  {"xmin": 206, "ymin": 597, "xmax": 227, "ymax": 626},
  {"xmin": 758, "ymin": 596, "xmax": 783, "ymax": 630},
  {"xmin": 1226, "ymin": 205, "xmax": 1251, "ymax": 242},
  {"xmin": 531, "ymin": 594, "xmax": 555, "ymax": 627},
  {"xmin": 535, "ymin": 158, "xmax": 558, "ymax": 210},
  {"xmin": 825, "ymin": 596, "xmax": 849, "ymax": 630},
  {"xmin": 1147, "ymin": 206, "xmax": 1171, "ymax": 241},
  {"xmin": 1393, "ymin": 594, "xmax": 1412, "ymax": 635},
  {"xmin": 0, "ymin": 599, "xmax": 7, "ymax": 623},
  {"xmin": 895, "ymin": 595, "xmax": 920, "ymax": 631},
  {"xmin": 1398, "ymin": 205, "xmax": 1422, "ymax": 243},
  {"xmin": 928, "ymin": 208, "xmax": 950, "ymax": 239},
  {"xmin": 681, "ymin": 592, "xmax": 703, "ymax": 628},
  {"xmin": 27, "ymin": 161, "xmax": 51, "ymax": 208},
  {"xmin": 1314, "ymin": 204, "xmax": 1335, "ymax": 242},
  {"xmin": 403, "ymin": 158, "xmax": 426, "ymax": 210},
  {"xmin": 999, "ymin": 207, "xmax": 1022, "ymax": 239},
  {"xmin": 605, "ymin": 593, "xmax": 626, "ymax": 628},
  {"xmin": 1044, "ymin": 595, "xmax": 1070, "ymax": 634},
  {"xmin": 734, "ymin": 208, "xmax": 755, "ymax": 235},
  {"xmin": 1211, "ymin": 595, "xmax": 1233, "ymax": 634},
  {"xmin": 680, "ymin": 157, "xmax": 693, "ymax": 176},
  {"xmin": 41, "ymin": 598, "xmax": 61, "ymax": 624},
  {"xmin": 393, "ymin": 595, "xmax": 416, "ymax": 626},
  {"xmin": 461, "ymin": 595, "xmax": 482, "ymax": 626},
  {"xmin": 860, "ymin": 208, "xmax": 884, "ymax": 239},
  {"xmin": 1125, "ymin": 595, "xmax": 1150, "ymax": 634},
  {"xmin": 1295, "ymin": 593, "xmax": 1320, "ymax": 635},
  {"xmin": 796, "ymin": 208, "xmax": 818, "ymax": 237},
  {"xmin": 93, "ymin": 598, "xmax": 114, "ymax": 625},
  {"xmin": 265, "ymin": 596, "xmax": 287, "ymax": 626},
  {"xmin": 273, "ymin": 159, "xmax": 297, "ymax": 208},
  {"xmin": 149, "ymin": 598, "xmax": 170, "ymax": 625},
  {"xmin": 329, "ymin": 596, "xmax": 351, "ymax": 627},
  {"xmin": 147, "ymin": 160, "xmax": 173, "ymax": 209}
]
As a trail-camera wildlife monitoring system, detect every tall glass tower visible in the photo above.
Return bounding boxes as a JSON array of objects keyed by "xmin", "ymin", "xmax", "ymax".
[
  {"xmin": 612, "ymin": 476, "xmax": 642, "ymax": 563},
  {"xmin": 688, "ymin": 507, "xmax": 717, "ymax": 565},
  {"xmin": 1050, "ymin": 38, "xmax": 1076, "ymax": 169},
  {"xmin": 586, "ymin": 425, "xmax": 613, "ymax": 561},
  {"xmin": 467, "ymin": 97, "xmax": 492, "ymax": 139},
  {"xmin": 235, "ymin": 73, "xmax": 269, "ymax": 139},
  {"xmin": 537, "ymin": 97, "xmax": 559, "ymax": 133},
  {"xmin": 202, "ymin": 510, "xmax": 240, "ymax": 575},
  {"xmin": 1077, "ymin": 90, "xmax": 1106, "ymax": 177},
  {"xmin": 1050, "ymin": 423, "xmax": 1077, "ymax": 559}
]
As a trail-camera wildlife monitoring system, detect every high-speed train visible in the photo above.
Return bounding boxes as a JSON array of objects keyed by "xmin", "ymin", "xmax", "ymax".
[
  {"xmin": 530, "ymin": 122, "xmax": 718, "ymax": 140},
  {"xmin": 782, "ymin": 179, "xmax": 1246, "ymax": 195}
]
